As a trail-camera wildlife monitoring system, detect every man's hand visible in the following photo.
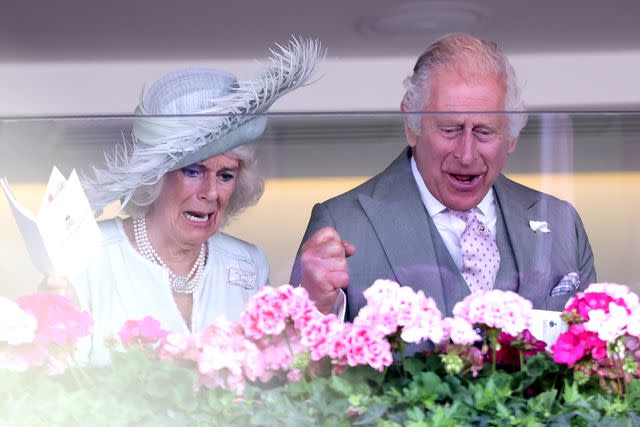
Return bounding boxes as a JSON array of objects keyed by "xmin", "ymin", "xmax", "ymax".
[
  {"xmin": 300, "ymin": 227, "xmax": 356, "ymax": 314},
  {"xmin": 39, "ymin": 275, "xmax": 80, "ymax": 308}
]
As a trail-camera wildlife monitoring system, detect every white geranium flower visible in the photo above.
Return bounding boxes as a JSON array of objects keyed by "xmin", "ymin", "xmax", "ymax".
[
  {"xmin": 584, "ymin": 304, "xmax": 629, "ymax": 343},
  {"xmin": 0, "ymin": 297, "xmax": 37, "ymax": 345}
]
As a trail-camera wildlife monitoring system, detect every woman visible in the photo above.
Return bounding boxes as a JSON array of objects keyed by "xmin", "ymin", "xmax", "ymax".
[{"xmin": 46, "ymin": 39, "xmax": 321, "ymax": 363}]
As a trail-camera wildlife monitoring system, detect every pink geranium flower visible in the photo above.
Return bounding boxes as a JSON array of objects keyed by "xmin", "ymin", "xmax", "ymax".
[
  {"xmin": 287, "ymin": 368, "xmax": 302, "ymax": 382},
  {"xmin": 354, "ymin": 279, "xmax": 445, "ymax": 345},
  {"xmin": 563, "ymin": 286, "xmax": 634, "ymax": 344},
  {"xmin": 452, "ymin": 290, "xmax": 533, "ymax": 336},
  {"xmin": 17, "ymin": 292, "xmax": 93, "ymax": 346},
  {"xmin": 565, "ymin": 292, "xmax": 624, "ymax": 321},
  {"xmin": 159, "ymin": 331, "xmax": 201, "ymax": 363},
  {"xmin": 197, "ymin": 320, "xmax": 265, "ymax": 390},
  {"xmin": 341, "ymin": 323, "xmax": 393, "ymax": 372},
  {"xmin": 300, "ymin": 314, "xmax": 344, "ymax": 361},
  {"xmin": 240, "ymin": 285, "xmax": 305, "ymax": 340},
  {"xmin": 443, "ymin": 317, "xmax": 482, "ymax": 345},
  {"xmin": 494, "ymin": 330, "xmax": 546, "ymax": 368},
  {"xmin": 553, "ymin": 285, "xmax": 635, "ymax": 371},
  {"xmin": 119, "ymin": 316, "xmax": 168, "ymax": 346},
  {"xmin": 585, "ymin": 282, "xmax": 640, "ymax": 312},
  {"xmin": 552, "ymin": 327, "xmax": 586, "ymax": 365},
  {"xmin": 278, "ymin": 286, "xmax": 317, "ymax": 331},
  {"xmin": 0, "ymin": 293, "xmax": 93, "ymax": 373},
  {"xmin": 552, "ymin": 321, "xmax": 608, "ymax": 365}
]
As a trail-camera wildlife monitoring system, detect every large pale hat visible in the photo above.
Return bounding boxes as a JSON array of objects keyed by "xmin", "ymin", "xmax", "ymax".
[{"xmin": 84, "ymin": 37, "xmax": 322, "ymax": 213}]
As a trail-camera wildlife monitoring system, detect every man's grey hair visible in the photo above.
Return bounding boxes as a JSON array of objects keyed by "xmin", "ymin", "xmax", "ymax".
[
  {"xmin": 402, "ymin": 33, "xmax": 527, "ymax": 139},
  {"xmin": 123, "ymin": 143, "xmax": 264, "ymax": 225}
]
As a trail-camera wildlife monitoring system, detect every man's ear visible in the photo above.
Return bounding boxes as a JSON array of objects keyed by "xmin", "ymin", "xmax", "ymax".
[
  {"xmin": 401, "ymin": 101, "xmax": 417, "ymax": 148},
  {"xmin": 507, "ymin": 136, "xmax": 518, "ymax": 154}
]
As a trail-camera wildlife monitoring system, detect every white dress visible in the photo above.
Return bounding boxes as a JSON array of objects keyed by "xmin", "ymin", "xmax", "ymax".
[{"xmin": 72, "ymin": 218, "xmax": 269, "ymax": 364}]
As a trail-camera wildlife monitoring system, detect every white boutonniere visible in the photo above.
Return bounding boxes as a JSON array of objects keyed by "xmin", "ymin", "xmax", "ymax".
[{"xmin": 529, "ymin": 220, "xmax": 551, "ymax": 233}]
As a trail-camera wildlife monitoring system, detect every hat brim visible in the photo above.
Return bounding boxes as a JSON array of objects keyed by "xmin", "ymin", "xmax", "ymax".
[{"xmin": 169, "ymin": 116, "xmax": 267, "ymax": 170}]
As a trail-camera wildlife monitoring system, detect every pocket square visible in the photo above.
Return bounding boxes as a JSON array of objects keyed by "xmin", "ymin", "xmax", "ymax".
[
  {"xmin": 529, "ymin": 220, "xmax": 551, "ymax": 233},
  {"xmin": 550, "ymin": 272, "xmax": 580, "ymax": 296}
]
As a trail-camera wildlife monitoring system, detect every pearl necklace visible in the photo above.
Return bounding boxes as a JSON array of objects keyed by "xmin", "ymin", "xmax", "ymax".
[{"xmin": 133, "ymin": 217, "xmax": 206, "ymax": 294}]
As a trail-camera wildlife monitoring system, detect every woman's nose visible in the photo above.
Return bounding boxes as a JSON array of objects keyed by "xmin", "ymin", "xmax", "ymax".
[{"xmin": 199, "ymin": 176, "xmax": 218, "ymax": 200}]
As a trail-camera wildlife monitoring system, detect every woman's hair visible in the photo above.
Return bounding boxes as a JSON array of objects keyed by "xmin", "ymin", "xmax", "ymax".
[
  {"xmin": 402, "ymin": 33, "xmax": 527, "ymax": 138},
  {"xmin": 123, "ymin": 142, "xmax": 264, "ymax": 225}
]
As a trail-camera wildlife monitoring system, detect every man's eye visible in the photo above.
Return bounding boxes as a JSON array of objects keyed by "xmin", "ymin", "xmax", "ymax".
[
  {"xmin": 474, "ymin": 129, "xmax": 495, "ymax": 140},
  {"xmin": 441, "ymin": 127, "xmax": 459, "ymax": 135}
]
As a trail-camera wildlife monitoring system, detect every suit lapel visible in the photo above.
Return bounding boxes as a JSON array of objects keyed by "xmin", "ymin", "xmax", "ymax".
[
  {"xmin": 493, "ymin": 175, "xmax": 552, "ymax": 305},
  {"xmin": 357, "ymin": 148, "xmax": 447, "ymax": 311}
]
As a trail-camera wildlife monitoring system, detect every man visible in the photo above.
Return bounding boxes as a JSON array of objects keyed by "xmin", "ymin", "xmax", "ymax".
[{"xmin": 291, "ymin": 33, "xmax": 596, "ymax": 320}]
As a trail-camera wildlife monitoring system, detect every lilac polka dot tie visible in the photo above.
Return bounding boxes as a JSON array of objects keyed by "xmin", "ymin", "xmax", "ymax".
[{"xmin": 452, "ymin": 210, "xmax": 500, "ymax": 292}]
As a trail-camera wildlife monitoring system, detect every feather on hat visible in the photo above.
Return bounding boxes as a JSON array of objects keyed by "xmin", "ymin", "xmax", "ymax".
[{"xmin": 84, "ymin": 37, "xmax": 323, "ymax": 213}]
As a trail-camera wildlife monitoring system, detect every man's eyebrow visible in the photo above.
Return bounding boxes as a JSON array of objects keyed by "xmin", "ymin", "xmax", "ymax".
[
  {"xmin": 434, "ymin": 116, "xmax": 463, "ymax": 123},
  {"xmin": 472, "ymin": 123, "xmax": 498, "ymax": 128}
]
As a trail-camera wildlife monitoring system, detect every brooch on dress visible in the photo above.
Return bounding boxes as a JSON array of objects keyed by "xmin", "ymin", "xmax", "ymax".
[{"xmin": 228, "ymin": 267, "xmax": 256, "ymax": 290}]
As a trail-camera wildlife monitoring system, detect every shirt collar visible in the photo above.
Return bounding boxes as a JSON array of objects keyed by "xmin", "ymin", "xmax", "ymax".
[{"xmin": 410, "ymin": 155, "xmax": 495, "ymax": 217}]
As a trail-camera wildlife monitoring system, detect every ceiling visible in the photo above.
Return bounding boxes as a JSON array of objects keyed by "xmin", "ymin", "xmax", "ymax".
[{"xmin": 2, "ymin": 0, "xmax": 639, "ymax": 63}]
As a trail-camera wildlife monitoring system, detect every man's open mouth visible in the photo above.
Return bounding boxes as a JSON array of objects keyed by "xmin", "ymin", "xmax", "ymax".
[{"xmin": 451, "ymin": 174, "xmax": 480, "ymax": 184}]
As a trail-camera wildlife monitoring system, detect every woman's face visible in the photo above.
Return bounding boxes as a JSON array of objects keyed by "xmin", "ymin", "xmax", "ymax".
[{"xmin": 149, "ymin": 154, "xmax": 239, "ymax": 247}]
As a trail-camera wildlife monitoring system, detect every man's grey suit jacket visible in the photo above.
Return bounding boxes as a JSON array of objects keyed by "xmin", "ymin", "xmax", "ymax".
[{"xmin": 291, "ymin": 147, "xmax": 597, "ymax": 321}]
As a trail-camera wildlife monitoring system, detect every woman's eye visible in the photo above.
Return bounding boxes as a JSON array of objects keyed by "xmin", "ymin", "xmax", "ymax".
[
  {"xmin": 218, "ymin": 172, "xmax": 236, "ymax": 182},
  {"xmin": 181, "ymin": 167, "xmax": 202, "ymax": 178}
]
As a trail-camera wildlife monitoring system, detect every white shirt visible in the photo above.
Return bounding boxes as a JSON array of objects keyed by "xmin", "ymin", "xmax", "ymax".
[{"xmin": 410, "ymin": 156, "xmax": 498, "ymax": 271}]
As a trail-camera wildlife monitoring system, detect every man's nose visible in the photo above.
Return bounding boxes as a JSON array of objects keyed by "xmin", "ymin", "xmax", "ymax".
[{"xmin": 453, "ymin": 130, "xmax": 477, "ymax": 165}]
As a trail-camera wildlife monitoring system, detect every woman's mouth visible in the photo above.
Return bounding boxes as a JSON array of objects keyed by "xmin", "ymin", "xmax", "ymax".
[{"xmin": 183, "ymin": 211, "xmax": 213, "ymax": 222}]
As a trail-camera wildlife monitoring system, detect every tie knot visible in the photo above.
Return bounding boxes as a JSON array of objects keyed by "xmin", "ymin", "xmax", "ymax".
[
  {"xmin": 452, "ymin": 209, "xmax": 489, "ymax": 235},
  {"xmin": 451, "ymin": 209, "xmax": 475, "ymax": 225}
]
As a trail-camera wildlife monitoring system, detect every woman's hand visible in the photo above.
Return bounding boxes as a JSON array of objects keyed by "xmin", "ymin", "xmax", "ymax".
[{"xmin": 39, "ymin": 275, "xmax": 80, "ymax": 307}]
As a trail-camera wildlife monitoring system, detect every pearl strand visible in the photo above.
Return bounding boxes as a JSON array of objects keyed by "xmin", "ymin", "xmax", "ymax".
[{"xmin": 133, "ymin": 217, "xmax": 206, "ymax": 294}]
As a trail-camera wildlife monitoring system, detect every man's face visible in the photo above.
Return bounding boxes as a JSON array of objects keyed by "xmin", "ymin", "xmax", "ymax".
[{"xmin": 405, "ymin": 69, "xmax": 517, "ymax": 211}]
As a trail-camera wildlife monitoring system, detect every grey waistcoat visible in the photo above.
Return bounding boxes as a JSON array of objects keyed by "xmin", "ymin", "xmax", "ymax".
[{"xmin": 426, "ymin": 199, "xmax": 518, "ymax": 316}]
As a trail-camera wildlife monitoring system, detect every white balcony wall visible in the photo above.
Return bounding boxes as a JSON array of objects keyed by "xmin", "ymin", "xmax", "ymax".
[{"xmin": 1, "ymin": 50, "xmax": 639, "ymax": 116}]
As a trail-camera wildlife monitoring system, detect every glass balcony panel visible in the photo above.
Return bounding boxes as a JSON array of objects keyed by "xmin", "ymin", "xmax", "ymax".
[{"xmin": 1, "ymin": 111, "xmax": 638, "ymax": 297}]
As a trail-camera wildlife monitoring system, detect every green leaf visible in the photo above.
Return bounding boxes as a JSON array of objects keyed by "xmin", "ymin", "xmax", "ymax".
[
  {"xmin": 403, "ymin": 357, "xmax": 426, "ymax": 378},
  {"xmin": 562, "ymin": 379, "xmax": 584, "ymax": 405},
  {"xmin": 328, "ymin": 375, "xmax": 358, "ymax": 396},
  {"xmin": 527, "ymin": 389, "xmax": 557, "ymax": 416}
]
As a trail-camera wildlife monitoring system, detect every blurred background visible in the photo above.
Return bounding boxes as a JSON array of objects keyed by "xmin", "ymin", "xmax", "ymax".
[{"xmin": 1, "ymin": 0, "xmax": 639, "ymax": 294}]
